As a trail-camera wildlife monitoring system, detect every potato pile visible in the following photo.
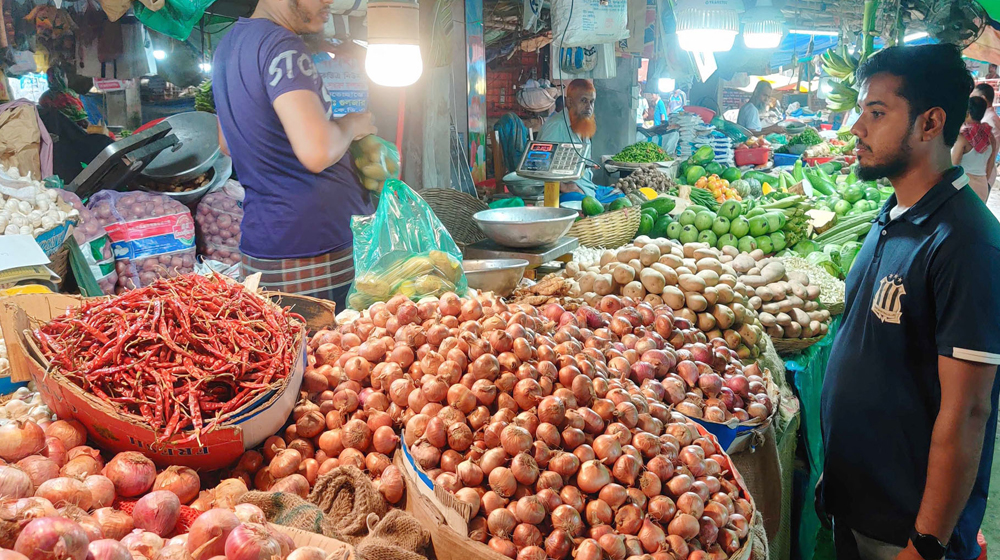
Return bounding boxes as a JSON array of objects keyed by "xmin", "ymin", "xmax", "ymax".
[
  {"xmin": 559, "ymin": 237, "xmax": 768, "ymax": 361},
  {"xmin": 730, "ymin": 252, "xmax": 831, "ymax": 340}
]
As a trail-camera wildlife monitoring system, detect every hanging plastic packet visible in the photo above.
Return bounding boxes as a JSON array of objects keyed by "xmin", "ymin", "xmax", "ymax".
[
  {"xmin": 59, "ymin": 190, "xmax": 118, "ymax": 295},
  {"xmin": 195, "ymin": 179, "xmax": 244, "ymax": 267},
  {"xmin": 350, "ymin": 135, "xmax": 400, "ymax": 194}
]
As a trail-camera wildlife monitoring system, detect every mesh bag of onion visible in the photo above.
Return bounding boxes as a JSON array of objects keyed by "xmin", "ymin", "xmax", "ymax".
[
  {"xmin": 87, "ymin": 190, "xmax": 197, "ymax": 292},
  {"xmin": 59, "ymin": 190, "xmax": 118, "ymax": 295},
  {"xmin": 195, "ymin": 180, "xmax": 244, "ymax": 267}
]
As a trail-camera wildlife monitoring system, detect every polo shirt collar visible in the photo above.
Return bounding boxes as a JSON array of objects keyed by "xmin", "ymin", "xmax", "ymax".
[{"xmin": 878, "ymin": 167, "xmax": 967, "ymax": 226}]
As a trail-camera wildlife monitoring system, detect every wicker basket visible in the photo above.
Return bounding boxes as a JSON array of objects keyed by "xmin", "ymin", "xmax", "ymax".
[
  {"xmin": 771, "ymin": 333, "xmax": 827, "ymax": 355},
  {"xmin": 419, "ymin": 188, "xmax": 489, "ymax": 246},
  {"xmin": 567, "ymin": 207, "xmax": 642, "ymax": 249},
  {"xmin": 823, "ymin": 300, "xmax": 844, "ymax": 315},
  {"xmin": 49, "ymin": 242, "xmax": 70, "ymax": 290}
]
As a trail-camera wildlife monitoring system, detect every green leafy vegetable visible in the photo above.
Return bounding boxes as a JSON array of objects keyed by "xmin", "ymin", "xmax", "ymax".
[
  {"xmin": 789, "ymin": 128, "xmax": 824, "ymax": 147},
  {"xmin": 613, "ymin": 142, "xmax": 671, "ymax": 163}
]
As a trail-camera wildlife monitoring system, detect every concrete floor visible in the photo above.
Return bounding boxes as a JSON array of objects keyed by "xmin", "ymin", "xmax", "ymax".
[{"xmin": 985, "ymin": 190, "xmax": 1000, "ymax": 553}]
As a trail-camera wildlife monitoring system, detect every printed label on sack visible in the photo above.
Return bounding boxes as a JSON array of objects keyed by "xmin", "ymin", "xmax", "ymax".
[
  {"xmin": 82, "ymin": 237, "xmax": 117, "ymax": 280},
  {"xmin": 104, "ymin": 213, "xmax": 196, "ymax": 261}
]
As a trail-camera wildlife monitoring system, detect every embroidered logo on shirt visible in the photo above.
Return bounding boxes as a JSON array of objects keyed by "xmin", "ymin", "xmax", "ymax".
[{"xmin": 872, "ymin": 274, "xmax": 906, "ymax": 324}]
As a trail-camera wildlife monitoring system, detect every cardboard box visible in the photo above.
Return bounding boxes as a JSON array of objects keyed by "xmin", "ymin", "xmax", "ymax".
[
  {"xmin": 397, "ymin": 423, "xmax": 756, "ymax": 560},
  {"xmin": 0, "ymin": 291, "xmax": 305, "ymax": 471}
]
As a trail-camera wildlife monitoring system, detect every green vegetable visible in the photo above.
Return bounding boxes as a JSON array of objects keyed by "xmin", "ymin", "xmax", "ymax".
[
  {"xmin": 792, "ymin": 240, "xmax": 819, "ymax": 256},
  {"xmin": 686, "ymin": 166, "xmax": 707, "ymax": 184},
  {"xmin": 609, "ymin": 197, "xmax": 632, "ymax": 211},
  {"xmin": 613, "ymin": 142, "xmax": 670, "ymax": 163},
  {"xmin": 698, "ymin": 230, "xmax": 718, "ymax": 246},
  {"xmin": 705, "ymin": 162, "xmax": 723, "ymax": 176},
  {"xmin": 789, "ymin": 127, "xmax": 824, "ymax": 147},
  {"xmin": 839, "ymin": 241, "xmax": 863, "ymax": 273},
  {"xmin": 679, "ymin": 224, "xmax": 699, "ymax": 243},
  {"xmin": 666, "ymin": 220, "xmax": 683, "ymax": 239},
  {"xmin": 641, "ymin": 197, "xmax": 675, "ymax": 216},
  {"xmin": 722, "ymin": 167, "xmax": 741, "ymax": 182},
  {"xmin": 718, "ymin": 200, "xmax": 742, "ymax": 220},
  {"xmin": 806, "ymin": 251, "xmax": 842, "ymax": 278},
  {"xmin": 582, "ymin": 196, "xmax": 604, "ymax": 217},
  {"xmin": 694, "ymin": 211, "xmax": 717, "ymax": 232},
  {"xmin": 692, "ymin": 145, "xmax": 716, "ymax": 165}
]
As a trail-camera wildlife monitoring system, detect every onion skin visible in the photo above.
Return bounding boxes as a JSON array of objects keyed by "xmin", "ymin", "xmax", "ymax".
[
  {"xmin": 133, "ymin": 491, "xmax": 181, "ymax": 537},
  {"xmin": 104, "ymin": 452, "xmax": 156, "ymax": 498},
  {"xmin": 224, "ymin": 523, "xmax": 282, "ymax": 560},
  {"xmin": 0, "ymin": 421, "xmax": 46, "ymax": 463},
  {"xmin": 0, "ymin": 465, "xmax": 34, "ymax": 499},
  {"xmin": 15, "ymin": 516, "xmax": 89, "ymax": 560},
  {"xmin": 186, "ymin": 508, "xmax": 240, "ymax": 560},
  {"xmin": 153, "ymin": 466, "xmax": 200, "ymax": 504},
  {"xmin": 88, "ymin": 540, "xmax": 132, "ymax": 560},
  {"xmin": 92, "ymin": 508, "xmax": 134, "ymax": 540}
]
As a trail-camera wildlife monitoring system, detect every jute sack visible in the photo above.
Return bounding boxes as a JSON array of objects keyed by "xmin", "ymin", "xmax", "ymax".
[
  {"xmin": 730, "ymin": 424, "xmax": 782, "ymax": 539},
  {"xmin": 751, "ymin": 510, "xmax": 770, "ymax": 560}
]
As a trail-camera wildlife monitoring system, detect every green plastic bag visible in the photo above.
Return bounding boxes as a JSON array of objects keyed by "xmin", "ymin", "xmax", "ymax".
[
  {"xmin": 135, "ymin": 0, "xmax": 216, "ymax": 42},
  {"xmin": 350, "ymin": 135, "xmax": 400, "ymax": 194},
  {"xmin": 346, "ymin": 179, "xmax": 467, "ymax": 310},
  {"xmin": 489, "ymin": 197, "xmax": 525, "ymax": 209}
]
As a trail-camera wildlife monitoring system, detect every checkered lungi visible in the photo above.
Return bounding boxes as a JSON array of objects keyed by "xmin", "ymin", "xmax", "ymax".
[{"xmin": 241, "ymin": 246, "xmax": 354, "ymax": 309}]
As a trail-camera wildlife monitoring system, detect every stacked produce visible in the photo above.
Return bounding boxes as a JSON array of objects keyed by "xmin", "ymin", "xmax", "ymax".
[
  {"xmin": 777, "ymin": 256, "xmax": 846, "ymax": 311},
  {"xmin": 0, "ymin": 167, "xmax": 79, "ymax": 238},
  {"xmin": 692, "ymin": 175, "xmax": 741, "ymax": 204},
  {"xmin": 616, "ymin": 167, "xmax": 674, "ymax": 204},
  {"xmin": 195, "ymin": 181, "xmax": 245, "ymax": 267},
  {"xmin": 729, "ymin": 253, "xmax": 831, "ymax": 340},
  {"xmin": 232, "ymin": 286, "xmax": 766, "ymax": 559},
  {"xmin": 611, "ymin": 142, "xmax": 671, "ymax": 164},
  {"xmin": 32, "ymin": 274, "xmax": 305, "ymax": 442},
  {"xmin": 656, "ymin": 198, "xmax": 792, "ymax": 254}
]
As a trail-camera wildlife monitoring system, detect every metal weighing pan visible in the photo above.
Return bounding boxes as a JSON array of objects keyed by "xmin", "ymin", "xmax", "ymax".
[{"xmin": 141, "ymin": 112, "xmax": 221, "ymax": 183}]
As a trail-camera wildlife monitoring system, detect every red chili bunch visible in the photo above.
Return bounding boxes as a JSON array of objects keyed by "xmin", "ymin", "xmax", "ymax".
[{"xmin": 35, "ymin": 274, "xmax": 304, "ymax": 442}]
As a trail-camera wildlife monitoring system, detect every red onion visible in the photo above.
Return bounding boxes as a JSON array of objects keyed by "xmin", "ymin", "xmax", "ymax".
[
  {"xmin": 84, "ymin": 475, "xmax": 116, "ymax": 509},
  {"xmin": 0, "ymin": 465, "xmax": 34, "ymax": 499},
  {"xmin": 16, "ymin": 456, "xmax": 58, "ymax": 489},
  {"xmin": 14, "ymin": 517, "xmax": 89, "ymax": 560},
  {"xmin": 104, "ymin": 452, "xmax": 156, "ymax": 497},
  {"xmin": 224, "ymin": 523, "xmax": 282, "ymax": 560},
  {"xmin": 233, "ymin": 504, "xmax": 266, "ymax": 525},
  {"xmin": 92, "ymin": 508, "xmax": 134, "ymax": 540},
  {"xmin": 121, "ymin": 530, "xmax": 165, "ymax": 560},
  {"xmin": 88, "ymin": 540, "xmax": 132, "ymax": 560},
  {"xmin": 0, "ymin": 421, "xmax": 46, "ymax": 462},
  {"xmin": 153, "ymin": 466, "xmax": 200, "ymax": 505},
  {"xmin": 133, "ymin": 491, "xmax": 181, "ymax": 537},
  {"xmin": 187, "ymin": 509, "xmax": 240, "ymax": 560},
  {"xmin": 35, "ymin": 477, "xmax": 92, "ymax": 510}
]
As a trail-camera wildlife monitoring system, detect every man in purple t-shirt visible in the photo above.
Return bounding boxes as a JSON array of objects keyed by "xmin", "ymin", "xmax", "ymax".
[{"xmin": 212, "ymin": 0, "xmax": 376, "ymax": 309}]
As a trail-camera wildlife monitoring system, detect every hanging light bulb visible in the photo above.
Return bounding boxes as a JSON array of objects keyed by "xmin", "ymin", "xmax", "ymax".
[
  {"xmin": 673, "ymin": 0, "xmax": 743, "ymax": 53},
  {"xmin": 365, "ymin": 1, "xmax": 423, "ymax": 87},
  {"xmin": 742, "ymin": 0, "xmax": 783, "ymax": 49}
]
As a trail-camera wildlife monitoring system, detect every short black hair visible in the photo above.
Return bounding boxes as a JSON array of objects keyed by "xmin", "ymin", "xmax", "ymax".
[
  {"xmin": 855, "ymin": 43, "xmax": 974, "ymax": 146},
  {"xmin": 974, "ymin": 82, "xmax": 995, "ymax": 105},
  {"xmin": 969, "ymin": 96, "xmax": 988, "ymax": 122}
]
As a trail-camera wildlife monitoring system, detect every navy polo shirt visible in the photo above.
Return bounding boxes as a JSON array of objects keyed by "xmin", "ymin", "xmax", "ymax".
[{"xmin": 821, "ymin": 167, "xmax": 1000, "ymax": 559}]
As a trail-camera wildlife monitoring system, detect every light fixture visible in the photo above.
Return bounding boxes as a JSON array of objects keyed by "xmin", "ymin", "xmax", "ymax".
[
  {"xmin": 673, "ymin": 0, "xmax": 743, "ymax": 53},
  {"xmin": 788, "ymin": 29, "xmax": 839, "ymax": 36},
  {"xmin": 199, "ymin": 62, "xmax": 212, "ymax": 73},
  {"xmin": 742, "ymin": 0, "xmax": 783, "ymax": 49},
  {"xmin": 153, "ymin": 50, "xmax": 166, "ymax": 60},
  {"xmin": 365, "ymin": 1, "xmax": 423, "ymax": 87},
  {"xmin": 904, "ymin": 31, "xmax": 928, "ymax": 42},
  {"xmin": 657, "ymin": 77, "xmax": 676, "ymax": 92}
]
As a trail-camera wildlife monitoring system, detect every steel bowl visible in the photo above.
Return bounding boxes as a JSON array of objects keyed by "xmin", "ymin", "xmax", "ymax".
[
  {"xmin": 463, "ymin": 259, "xmax": 529, "ymax": 296},
  {"xmin": 473, "ymin": 207, "xmax": 578, "ymax": 248}
]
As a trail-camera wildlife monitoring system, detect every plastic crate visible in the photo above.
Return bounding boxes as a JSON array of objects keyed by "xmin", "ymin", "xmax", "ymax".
[
  {"xmin": 772, "ymin": 153, "xmax": 800, "ymax": 167},
  {"xmin": 804, "ymin": 156, "xmax": 834, "ymax": 166},
  {"xmin": 734, "ymin": 147, "xmax": 770, "ymax": 166}
]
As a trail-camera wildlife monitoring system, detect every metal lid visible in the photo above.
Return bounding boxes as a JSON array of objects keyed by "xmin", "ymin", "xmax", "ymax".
[
  {"xmin": 141, "ymin": 112, "xmax": 220, "ymax": 182},
  {"xmin": 67, "ymin": 120, "xmax": 178, "ymax": 200}
]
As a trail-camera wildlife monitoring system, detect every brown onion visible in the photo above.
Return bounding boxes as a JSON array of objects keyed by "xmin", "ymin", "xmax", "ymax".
[
  {"xmin": 551, "ymin": 504, "xmax": 583, "ymax": 536},
  {"xmin": 88, "ymin": 539, "xmax": 132, "ymax": 560},
  {"xmin": 46, "ymin": 420, "xmax": 87, "ymax": 451},
  {"xmin": 105, "ymin": 452, "xmax": 156, "ymax": 498},
  {"xmin": 35, "ymin": 477, "xmax": 92, "ymax": 510},
  {"xmin": 151, "ymin": 466, "xmax": 200, "ymax": 505},
  {"xmin": 14, "ymin": 517, "xmax": 89, "ymax": 560},
  {"xmin": 185, "ymin": 508, "xmax": 240, "ymax": 560},
  {"xmin": 0, "ymin": 465, "xmax": 33, "ymax": 499},
  {"xmin": 577, "ymin": 460, "xmax": 611, "ymax": 494},
  {"xmin": 92, "ymin": 508, "xmax": 134, "ymax": 540}
]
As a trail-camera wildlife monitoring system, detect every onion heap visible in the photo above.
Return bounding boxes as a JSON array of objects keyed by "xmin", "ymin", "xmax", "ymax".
[{"xmin": 240, "ymin": 288, "xmax": 759, "ymax": 560}]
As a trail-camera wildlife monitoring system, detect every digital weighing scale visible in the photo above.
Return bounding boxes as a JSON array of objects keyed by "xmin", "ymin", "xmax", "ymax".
[{"xmin": 515, "ymin": 141, "xmax": 587, "ymax": 207}]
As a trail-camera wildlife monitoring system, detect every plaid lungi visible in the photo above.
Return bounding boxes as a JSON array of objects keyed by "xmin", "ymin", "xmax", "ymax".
[{"xmin": 241, "ymin": 247, "xmax": 354, "ymax": 308}]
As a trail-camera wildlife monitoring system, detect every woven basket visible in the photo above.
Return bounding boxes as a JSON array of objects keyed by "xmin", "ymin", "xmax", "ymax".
[
  {"xmin": 419, "ymin": 188, "xmax": 489, "ymax": 246},
  {"xmin": 771, "ymin": 333, "xmax": 826, "ymax": 355},
  {"xmin": 49, "ymin": 242, "xmax": 70, "ymax": 290},
  {"xmin": 567, "ymin": 207, "xmax": 642, "ymax": 249},
  {"xmin": 823, "ymin": 300, "xmax": 844, "ymax": 316}
]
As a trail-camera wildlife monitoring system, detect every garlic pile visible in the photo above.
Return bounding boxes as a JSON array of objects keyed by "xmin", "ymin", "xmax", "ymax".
[
  {"xmin": 0, "ymin": 336, "xmax": 8, "ymax": 377},
  {"xmin": 0, "ymin": 165, "xmax": 78, "ymax": 237},
  {"xmin": 0, "ymin": 384, "xmax": 54, "ymax": 426}
]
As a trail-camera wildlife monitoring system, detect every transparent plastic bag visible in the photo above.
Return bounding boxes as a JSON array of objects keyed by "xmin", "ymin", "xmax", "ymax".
[
  {"xmin": 346, "ymin": 179, "xmax": 467, "ymax": 310},
  {"xmin": 87, "ymin": 190, "xmax": 196, "ymax": 292},
  {"xmin": 350, "ymin": 135, "xmax": 400, "ymax": 194},
  {"xmin": 59, "ymin": 190, "xmax": 118, "ymax": 295},
  {"xmin": 195, "ymin": 180, "xmax": 244, "ymax": 266}
]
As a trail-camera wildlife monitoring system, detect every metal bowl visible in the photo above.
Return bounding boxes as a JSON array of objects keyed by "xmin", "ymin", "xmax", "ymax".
[
  {"xmin": 473, "ymin": 207, "xmax": 578, "ymax": 248},
  {"xmin": 502, "ymin": 172, "xmax": 545, "ymax": 198},
  {"xmin": 137, "ymin": 155, "xmax": 232, "ymax": 206},
  {"xmin": 463, "ymin": 259, "xmax": 529, "ymax": 296}
]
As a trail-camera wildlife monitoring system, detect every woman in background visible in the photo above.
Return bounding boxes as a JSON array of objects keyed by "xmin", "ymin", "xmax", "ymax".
[{"xmin": 952, "ymin": 96, "xmax": 997, "ymax": 202}]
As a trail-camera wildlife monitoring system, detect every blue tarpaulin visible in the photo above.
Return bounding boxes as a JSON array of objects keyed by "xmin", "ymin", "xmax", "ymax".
[{"xmin": 769, "ymin": 33, "xmax": 936, "ymax": 70}]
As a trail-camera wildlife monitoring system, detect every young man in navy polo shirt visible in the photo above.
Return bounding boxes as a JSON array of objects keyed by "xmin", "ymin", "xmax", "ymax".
[{"xmin": 820, "ymin": 44, "xmax": 1000, "ymax": 560}]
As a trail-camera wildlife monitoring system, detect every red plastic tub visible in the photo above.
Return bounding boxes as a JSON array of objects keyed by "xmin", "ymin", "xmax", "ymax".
[
  {"xmin": 684, "ymin": 105, "xmax": 716, "ymax": 124},
  {"xmin": 734, "ymin": 147, "xmax": 771, "ymax": 167}
]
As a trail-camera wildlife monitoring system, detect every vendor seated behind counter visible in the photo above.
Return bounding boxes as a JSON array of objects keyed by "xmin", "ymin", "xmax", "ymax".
[
  {"xmin": 212, "ymin": 0, "xmax": 377, "ymax": 310},
  {"xmin": 538, "ymin": 79, "xmax": 600, "ymax": 198},
  {"xmin": 735, "ymin": 80, "xmax": 785, "ymax": 135}
]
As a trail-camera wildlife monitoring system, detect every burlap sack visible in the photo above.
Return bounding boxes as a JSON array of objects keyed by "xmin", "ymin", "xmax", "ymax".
[
  {"xmin": 310, "ymin": 466, "xmax": 389, "ymax": 542},
  {"xmin": 355, "ymin": 509, "xmax": 431, "ymax": 560},
  {"xmin": 751, "ymin": 510, "xmax": 770, "ymax": 560},
  {"xmin": 239, "ymin": 491, "xmax": 344, "ymax": 539},
  {"xmin": 731, "ymin": 423, "xmax": 782, "ymax": 539}
]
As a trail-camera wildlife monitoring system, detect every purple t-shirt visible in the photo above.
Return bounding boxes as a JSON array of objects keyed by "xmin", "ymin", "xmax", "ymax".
[{"xmin": 212, "ymin": 18, "xmax": 373, "ymax": 259}]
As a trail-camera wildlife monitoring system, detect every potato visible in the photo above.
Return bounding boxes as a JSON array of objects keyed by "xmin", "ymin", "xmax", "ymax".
[
  {"xmin": 682, "ymin": 258, "xmax": 698, "ymax": 271},
  {"xmin": 633, "ymin": 235, "xmax": 652, "ymax": 248},
  {"xmin": 612, "ymin": 264, "xmax": 635, "ymax": 285},
  {"xmin": 617, "ymin": 247, "xmax": 641, "ymax": 263},
  {"xmin": 584, "ymin": 292, "xmax": 602, "ymax": 307},
  {"xmin": 697, "ymin": 269, "xmax": 720, "ymax": 287},
  {"xmin": 748, "ymin": 267, "xmax": 761, "ymax": 276},
  {"xmin": 741, "ymin": 275, "xmax": 767, "ymax": 288},
  {"xmin": 714, "ymin": 283, "xmax": 735, "ymax": 305},
  {"xmin": 765, "ymin": 324, "xmax": 784, "ymax": 339},
  {"xmin": 758, "ymin": 311, "xmax": 776, "ymax": 327},
  {"xmin": 731, "ymin": 302, "xmax": 747, "ymax": 325},
  {"xmin": 804, "ymin": 300, "xmax": 819, "ymax": 311},
  {"xmin": 785, "ymin": 322, "xmax": 804, "ymax": 338},
  {"xmin": 623, "ymin": 281, "xmax": 646, "ymax": 300},
  {"xmin": 748, "ymin": 296, "xmax": 763, "ymax": 310},
  {"xmin": 756, "ymin": 287, "xmax": 774, "ymax": 302},
  {"xmin": 791, "ymin": 308, "xmax": 811, "ymax": 326},
  {"xmin": 662, "ymin": 286, "xmax": 685, "ymax": 310},
  {"xmin": 659, "ymin": 254, "xmax": 684, "ymax": 269},
  {"xmin": 720, "ymin": 254, "xmax": 733, "ymax": 263},
  {"xmin": 761, "ymin": 302, "xmax": 781, "ymax": 315},
  {"xmin": 721, "ymin": 245, "xmax": 739, "ymax": 257},
  {"xmin": 731, "ymin": 254, "xmax": 756, "ymax": 274},
  {"xmin": 697, "ymin": 313, "xmax": 716, "ymax": 332},
  {"xmin": 670, "ymin": 245, "xmax": 684, "ymax": 258},
  {"xmin": 787, "ymin": 271, "xmax": 810, "ymax": 286},
  {"xmin": 565, "ymin": 261, "xmax": 581, "ymax": 277},
  {"xmin": 749, "ymin": 249, "xmax": 765, "ymax": 261},
  {"xmin": 639, "ymin": 244, "xmax": 661, "ymax": 267},
  {"xmin": 696, "ymin": 258, "xmax": 723, "ymax": 275},
  {"xmin": 761, "ymin": 262, "xmax": 786, "ymax": 283},
  {"xmin": 806, "ymin": 285, "xmax": 821, "ymax": 301},
  {"xmin": 678, "ymin": 274, "xmax": 707, "ymax": 293},
  {"xmin": 769, "ymin": 285, "xmax": 786, "ymax": 302},
  {"xmin": 819, "ymin": 322, "xmax": 829, "ymax": 335},
  {"xmin": 785, "ymin": 295, "xmax": 804, "ymax": 308},
  {"xmin": 702, "ymin": 286, "xmax": 718, "ymax": 306},
  {"xmin": 775, "ymin": 312, "xmax": 793, "ymax": 327},
  {"xmin": 594, "ymin": 274, "xmax": 613, "ymax": 295},
  {"xmin": 720, "ymin": 264, "xmax": 737, "ymax": 278},
  {"xmin": 718, "ymin": 274, "xmax": 738, "ymax": 288},
  {"xmin": 644, "ymin": 293, "xmax": 664, "ymax": 307},
  {"xmin": 675, "ymin": 266, "xmax": 694, "ymax": 276},
  {"xmin": 639, "ymin": 268, "xmax": 666, "ymax": 295},
  {"xmin": 713, "ymin": 305, "xmax": 736, "ymax": 329},
  {"xmin": 693, "ymin": 248, "xmax": 718, "ymax": 261},
  {"xmin": 685, "ymin": 292, "xmax": 708, "ymax": 312},
  {"xmin": 649, "ymin": 263, "xmax": 678, "ymax": 286},
  {"xmin": 776, "ymin": 300, "xmax": 794, "ymax": 314},
  {"xmin": 682, "ymin": 243, "xmax": 709, "ymax": 259},
  {"xmin": 676, "ymin": 307, "xmax": 697, "ymax": 324},
  {"xmin": 600, "ymin": 251, "xmax": 616, "ymax": 267},
  {"xmin": 652, "ymin": 238, "xmax": 674, "ymax": 255},
  {"xmin": 628, "ymin": 259, "xmax": 644, "ymax": 276}
]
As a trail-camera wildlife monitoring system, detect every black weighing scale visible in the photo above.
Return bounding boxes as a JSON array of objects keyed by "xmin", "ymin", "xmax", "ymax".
[
  {"xmin": 515, "ymin": 141, "xmax": 587, "ymax": 207},
  {"xmin": 67, "ymin": 120, "xmax": 181, "ymax": 200}
]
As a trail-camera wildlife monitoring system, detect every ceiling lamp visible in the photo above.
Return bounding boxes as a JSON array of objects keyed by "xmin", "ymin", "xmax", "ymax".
[
  {"xmin": 365, "ymin": 1, "xmax": 423, "ymax": 87},
  {"xmin": 674, "ymin": 0, "xmax": 743, "ymax": 53},
  {"xmin": 742, "ymin": 0, "xmax": 783, "ymax": 49}
]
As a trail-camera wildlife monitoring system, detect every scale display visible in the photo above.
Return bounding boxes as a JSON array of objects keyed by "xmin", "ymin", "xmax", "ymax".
[{"xmin": 515, "ymin": 141, "xmax": 586, "ymax": 181}]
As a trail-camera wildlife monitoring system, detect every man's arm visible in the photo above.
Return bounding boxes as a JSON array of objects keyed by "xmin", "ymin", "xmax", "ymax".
[
  {"xmin": 987, "ymin": 136, "xmax": 997, "ymax": 180},
  {"xmin": 272, "ymin": 90, "xmax": 376, "ymax": 173},
  {"xmin": 217, "ymin": 119, "xmax": 230, "ymax": 157},
  {"xmin": 951, "ymin": 137, "xmax": 968, "ymax": 167},
  {"xmin": 897, "ymin": 356, "xmax": 996, "ymax": 560}
]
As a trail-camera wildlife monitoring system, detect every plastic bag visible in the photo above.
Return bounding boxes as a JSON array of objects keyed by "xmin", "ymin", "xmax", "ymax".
[
  {"xmin": 346, "ymin": 179, "xmax": 467, "ymax": 310},
  {"xmin": 88, "ymin": 190, "xmax": 196, "ymax": 292},
  {"xmin": 550, "ymin": 0, "xmax": 627, "ymax": 47},
  {"xmin": 350, "ymin": 135, "xmax": 400, "ymax": 194},
  {"xmin": 59, "ymin": 190, "xmax": 118, "ymax": 295},
  {"xmin": 195, "ymin": 180, "xmax": 244, "ymax": 267},
  {"xmin": 133, "ymin": 0, "xmax": 214, "ymax": 40}
]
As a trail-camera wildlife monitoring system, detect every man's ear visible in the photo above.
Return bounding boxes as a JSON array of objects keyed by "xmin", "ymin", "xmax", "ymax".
[{"xmin": 920, "ymin": 107, "xmax": 947, "ymax": 142}]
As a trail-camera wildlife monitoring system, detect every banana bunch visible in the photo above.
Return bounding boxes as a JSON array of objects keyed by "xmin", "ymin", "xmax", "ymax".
[
  {"xmin": 822, "ymin": 45, "xmax": 861, "ymax": 112},
  {"xmin": 195, "ymin": 79, "xmax": 215, "ymax": 114},
  {"xmin": 826, "ymin": 79, "xmax": 860, "ymax": 112}
]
